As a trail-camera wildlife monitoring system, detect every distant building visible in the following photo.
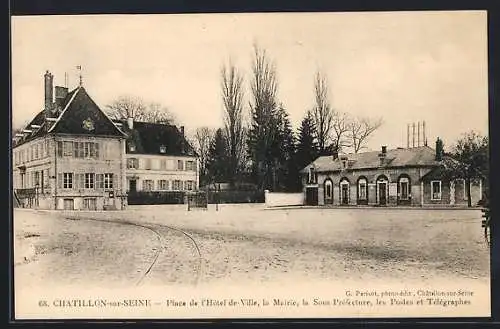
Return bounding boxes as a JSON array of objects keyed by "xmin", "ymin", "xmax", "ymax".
[
  {"xmin": 117, "ymin": 118, "xmax": 199, "ymax": 193},
  {"xmin": 301, "ymin": 140, "xmax": 483, "ymax": 207},
  {"xmin": 12, "ymin": 71, "xmax": 127, "ymax": 210}
]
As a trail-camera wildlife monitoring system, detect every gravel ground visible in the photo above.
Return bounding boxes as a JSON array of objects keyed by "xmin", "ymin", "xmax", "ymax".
[
  {"xmin": 14, "ymin": 210, "xmax": 159, "ymax": 290},
  {"xmin": 14, "ymin": 205, "xmax": 489, "ymax": 290}
]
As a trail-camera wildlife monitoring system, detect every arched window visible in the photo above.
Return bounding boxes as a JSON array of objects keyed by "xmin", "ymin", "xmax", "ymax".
[
  {"xmin": 397, "ymin": 175, "xmax": 411, "ymax": 201},
  {"xmin": 324, "ymin": 179, "xmax": 333, "ymax": 204},
  {"xmin": 357, "ymin": 177, "xmax": 368, "ymax": 202}
]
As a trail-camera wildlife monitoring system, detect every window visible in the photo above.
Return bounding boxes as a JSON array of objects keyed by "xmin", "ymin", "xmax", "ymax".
[
  {"xmin": 158, "ymin": 180, "xmax": 169, "ymax": 190},
  {"xmin": 129, "ymin": 143, "xmax": 136, "ymax": 152},
  {"xmin": 431, "ymin": 181, "xmax": 442, "ymax": 200},
  {"xmin": 63, "ymin": 141, "xmax": 73, "ymax": 157},
  {"xmin": 399, "ymin": 177, "xmax": 409, "ymax": 200},
  {"xmin": 172, "ymin": 180, "xmax": 182, "ymax": 190},
  {"xmin": 185, "ymin": 181, "xmax": 194, "ymax": 191},
  {"xmin": 143, "ymin": 180, "xmax": 154, "ymax": 191},
  {"xmin": 104, "ymin": 173, "xmax": 113, "ymax": 189},
  {"xmin": 325, "ymin": 180, "xmax": 333, "ymax": 199},
  {"xmin": 144, "ymin": 158, "xmax": 152, "ymax": 170},
  {"xmin": 85, "ymin": 173, "xmax": 95, "ymax": 189},
  {"xmin": 186, "ymin": 161, "xmax": 196, "ymax": 171},
  {"xmin": 177, "ymin": 160, "xmax": 184, "ymax": 171},
  {"xmin": 308, "ymin": 167, "xmax": 317, "ymax": 184},
  {"xmin": 61, "ymin": 173, "xmax": 73, "ymax": 189},
  {"xmin": 160, "ymin": 145, "xmax": 166, "ymax": 153},
  {"xmin": 358, "ymin": 179, "xmax": 367, "ymax": 200},
  {"xmin": 34, "ymin": 171, "xmax": 40, "ymax": 186},
  {"xmin": 44, "ymin": 169, "xmax": 50, "ymax": 187},
  {"xmin": 83, "ymin": 198, "xmax": 97, "ymax": 210},
  {"xmin": 127, "ymin": 158, "xmax": 138, "ymax": 169},
  {"xmin": 160, "ymin": 160, "xmax": 167, "ymax": 170},
  {"xmin": 34, "ymin": 144, "xmax": 39, "ymax": 159}
]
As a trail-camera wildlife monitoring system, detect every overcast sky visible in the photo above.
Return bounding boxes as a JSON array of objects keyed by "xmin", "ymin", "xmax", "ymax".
[{"xmin": 11, "ymin": 11, "xmax": 488, "ymax": 151}]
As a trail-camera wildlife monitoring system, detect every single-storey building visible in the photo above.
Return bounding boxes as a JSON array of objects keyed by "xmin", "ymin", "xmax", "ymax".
[{"xmin": 300, "ymin": 139, "xmax": 483, "ymax": 207}]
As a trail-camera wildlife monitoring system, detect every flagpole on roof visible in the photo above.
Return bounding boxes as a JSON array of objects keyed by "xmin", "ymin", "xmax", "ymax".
[{"xmin": 77, "ymin": 65, "xmax": 83, "ymax": 87}]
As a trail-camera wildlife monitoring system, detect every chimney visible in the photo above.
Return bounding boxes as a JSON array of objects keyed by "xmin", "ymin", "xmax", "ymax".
[
  {"xmin": 435, "ymin": 137, "xmax": 444, "ymax": 161},
  {"xmin": 180, "ymin": 126, "xmax": 185, "ymax": 136},
  {"xmin": 379, "ymin": 145, "xmax": 387, "ymax": 165},
  {"xmin": 54, "ymin": 86, "xmax": 68, "ymax": 110},
  {"xmin": 331, "ymin": 145, "xmax": 339, "ymax": 161},
  {"xmin": 127, "ymin": 117, "xmax": 134, "ymax": 130},
  {"xmin": 44, "ymin": 70, "xmax": 54, "ymax": 113},
  {"xmin": 423, "ymin": 121, "xmax": 427, "ymax": 146}
]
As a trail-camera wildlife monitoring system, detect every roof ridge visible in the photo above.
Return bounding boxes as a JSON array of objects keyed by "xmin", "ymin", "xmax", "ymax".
[{"xmin": 47, "ymin": 87, "xmax": 81, "ymax": 133}]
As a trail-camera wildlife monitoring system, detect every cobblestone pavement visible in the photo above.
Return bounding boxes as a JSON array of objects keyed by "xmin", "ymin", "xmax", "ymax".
[{"xmin": 13, "ymin": 205, "xmax": 490, "ymax": 290}]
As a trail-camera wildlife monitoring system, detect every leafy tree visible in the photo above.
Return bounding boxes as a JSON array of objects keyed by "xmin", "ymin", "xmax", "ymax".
[{"xmin": 450, "ymin": 131, "xmax": 489, "ymax": 207}]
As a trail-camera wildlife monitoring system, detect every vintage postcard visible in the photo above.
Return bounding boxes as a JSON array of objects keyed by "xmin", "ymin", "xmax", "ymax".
[{"xmin": 11, "ymin": 11, "xmax": 490, "ymax": 319}]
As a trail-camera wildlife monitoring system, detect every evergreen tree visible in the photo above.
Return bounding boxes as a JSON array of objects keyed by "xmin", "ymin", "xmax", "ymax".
[
  {"xmin": 246, "ymin": 45, "xmax": 280, "ymax": 191},
  {"xmin": 206, "ymin": 128, "xmax": 229, "ymax": 184},
  {"xmin": 273, "ymin": 105, "xmax": 299, "ymax": 191},
  {"xmin": 296, "ymin": 110, "xmax": 319, "ymax": 171}
]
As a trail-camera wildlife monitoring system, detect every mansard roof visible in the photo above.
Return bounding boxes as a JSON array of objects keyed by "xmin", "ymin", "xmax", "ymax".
[{"xmin": 118, "ymin": 120, "xmax": 197, "ymax": 157}]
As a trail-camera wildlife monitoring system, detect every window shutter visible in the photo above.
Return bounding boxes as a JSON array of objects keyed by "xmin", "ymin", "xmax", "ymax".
[
  {"xmin": 96, "ymin": 143, "xmax": 101, "ymax": 159},
  {"xmin": 57, "ymin": 173, "xmax": 62, "ymax": 188},
  {"xmin": 57, "ymin": 141, "xmax": 63, "ymax": 157}
]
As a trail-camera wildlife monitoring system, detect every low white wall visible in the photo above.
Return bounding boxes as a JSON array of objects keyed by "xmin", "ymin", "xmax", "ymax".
[{"xmin": 265, "ymin": 190, "xmax": 304, "ymax": 207}]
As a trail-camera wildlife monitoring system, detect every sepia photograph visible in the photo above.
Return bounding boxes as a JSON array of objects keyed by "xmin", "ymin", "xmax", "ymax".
[{"xmin": 11, "ymin": 10, "xmax": 490, "ymax": 319}]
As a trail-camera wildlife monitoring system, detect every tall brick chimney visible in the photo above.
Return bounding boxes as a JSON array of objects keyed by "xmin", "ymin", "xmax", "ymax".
[{"xmin": 44, "ymin": 70, "xmax": 54, "ymax": 113}]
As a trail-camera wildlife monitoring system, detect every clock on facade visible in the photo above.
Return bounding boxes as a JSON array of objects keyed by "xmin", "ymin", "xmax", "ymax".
[{"xmin": 82, "ymin": 118, "xmax": 95, "ymax": 131}]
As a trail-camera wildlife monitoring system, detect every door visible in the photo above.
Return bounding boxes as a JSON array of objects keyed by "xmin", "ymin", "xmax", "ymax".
[
  {"xmin": 63, "ymin": 198, "xmax": 74, "ymax": 210},
  {"xmin": 306, "ymin": 187, "xmax": 318, "ymax": 206},
  {"xmin": 129, "ymin": 179, "xmax": 137, "ymax": 192},
  {"xmin": 378, "ymin": 183, "xmax": 387, "ymax": 205},
  {"xmin": 341, "ymin": 184, "xmax": 349, "ymax": 205}
]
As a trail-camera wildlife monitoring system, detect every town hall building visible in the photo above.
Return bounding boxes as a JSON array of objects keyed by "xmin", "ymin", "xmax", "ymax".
[{"xmin": 13, "ymin": 71, "xmax": 128, "ymax": 210}]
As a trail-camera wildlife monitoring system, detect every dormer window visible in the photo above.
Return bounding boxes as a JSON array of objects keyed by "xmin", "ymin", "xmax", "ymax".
[
  {"xmin": 129, "ymin": 144, "xmax": 136, "ymax": 152},
  {"xmin": 160, "ymin": 145, "xmax": 166, "ymax": 153}
]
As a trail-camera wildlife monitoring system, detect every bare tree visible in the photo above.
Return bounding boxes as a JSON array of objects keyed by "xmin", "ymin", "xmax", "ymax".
[
  {"xmin": 106, "ymin": 95, "xmax": 147, "ymax": 121},
  {"xmin": 143, "ymin": 102, "xmax": 176, "ymax": 125},
  {"xmin": 191, "ymin": 127, "xmax": 215, "ymax": 185},
  {"xmin": 348, "ymin": 116, "xmax": 383, "ymax": 153},
  {"xmin": 331, "ymin": 111, "xmax": 352, "ymax": 155},
  {"xmin": 106, "ymin": 96, "xmax": 175, "ymax": 124},
  {"xmin": 247, "ymin": 44, "xmax": 280, "ymax": 190},
  {"xmin": 221, "ymin": 60, "xmax": 245, "ymax": 185},
  {"xmin": 312, "ymin": 70, "xmax": 333, "ymax": 154}
]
